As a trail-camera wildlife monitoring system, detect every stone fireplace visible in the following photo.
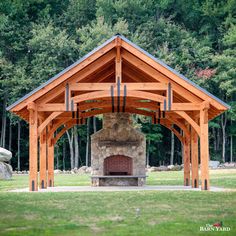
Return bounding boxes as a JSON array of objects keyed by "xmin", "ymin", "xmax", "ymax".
[{"xmin": 91, "ymin": 113, "xmax": 146, "ymax": 186}]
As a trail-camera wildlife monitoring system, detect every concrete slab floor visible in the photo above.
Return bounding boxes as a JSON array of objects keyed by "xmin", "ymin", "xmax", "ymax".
[{"xmin": 9, "ymin": 185, "xmax": 229, "ymax": 193}]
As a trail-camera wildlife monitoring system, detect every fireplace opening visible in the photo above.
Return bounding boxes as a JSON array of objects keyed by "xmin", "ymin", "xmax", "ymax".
[{"xmin": 104, "ymin": 155, "xmax": 132, "ymax": 176}]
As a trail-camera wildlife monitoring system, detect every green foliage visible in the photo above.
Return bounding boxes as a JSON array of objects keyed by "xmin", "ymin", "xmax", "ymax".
[
  {"xmin": 77, "ymin": 16, "xmax": 129, "ymax": 55},
  {"xmin": 0, "ymin": 0, "xmax": 235, "ymax": 169}
]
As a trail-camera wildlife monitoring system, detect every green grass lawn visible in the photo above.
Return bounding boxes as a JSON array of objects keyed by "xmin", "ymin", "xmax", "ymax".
[{"xmin": 0, "ymin": 169, "xmax": 236, "ymax": 236}]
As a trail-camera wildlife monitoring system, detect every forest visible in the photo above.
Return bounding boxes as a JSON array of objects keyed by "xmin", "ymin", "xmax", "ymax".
[{"xmin": 0, "ymin": 0, "xmax": 235, "ymax": 171}]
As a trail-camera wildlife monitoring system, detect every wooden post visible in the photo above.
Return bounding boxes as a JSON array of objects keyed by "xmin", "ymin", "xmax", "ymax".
[
  {"xmin": 191, "ymin": 128, "xmax": 199, "ymax": 188},
  {"xmin": 183, "ymin": 133, "xmax": 190, "ymax": 186},
  {"xmin": 39, "ymin": 129, "xmax": 47, "ymax": 189},
  {"xmin": 48, "ymin": 137, "xmax": 54, "ymax": 187},
  {"xmin": 200, "ymin": 103, "xmax": 210, "ymax": 190},
  {"xmin": 28, "ymin": 102, "xmax": 38, "ymax": 191}
]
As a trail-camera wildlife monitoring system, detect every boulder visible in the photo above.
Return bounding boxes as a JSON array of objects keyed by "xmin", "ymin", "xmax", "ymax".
[
  {"xmin": 54, "ymin": 169, "xmax": 62, "ymax": 174},
  {"xmin": 223, "ymin": 162, "xmax": 236, "ymax": 168},
  {"xmin": 0, "ymin": 147, "xmax": 12, "ymax": 162},
  {"xmin": 156, "ymin": 165, "xmax": 169, "ymax": 171},
  {"xmin": 170, "ymin": 165, "xmax": 182, "ymax": 171},
  {"xmin": 167, "ymin": 165, "xmax": 175, "ymax": 170},
  {"xmin": 148, "ymin": 166, "xmax": 159, "ymax": 172},
  {"xmin": 209, "ymin": 161, "xmax": 220, "ymax": 168},
  {"xmin": 0, "ymin": 162, "xmax": 12, "ymax": 179},
  {"xmin": 86, "ymin": 167, "xmax": 92, "ymax": 174},
  {"xmin": 77, "ymin": 166, "xmax": 88, "ymax": 174}
]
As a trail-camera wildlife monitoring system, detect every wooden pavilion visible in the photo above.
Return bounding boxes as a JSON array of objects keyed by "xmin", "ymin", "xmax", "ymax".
[{"xmin": 7, "ymin": 35, "xmax": 229, "ymax": 191}]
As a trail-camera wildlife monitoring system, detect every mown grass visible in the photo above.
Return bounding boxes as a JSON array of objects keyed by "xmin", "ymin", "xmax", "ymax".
[
  {"xmin": 1, "ymin": 169, "xmax": 236, "ymax": 191},
  {"xmin": 0, "ymin": 169, "xmax": 236, "ymax": 236}
]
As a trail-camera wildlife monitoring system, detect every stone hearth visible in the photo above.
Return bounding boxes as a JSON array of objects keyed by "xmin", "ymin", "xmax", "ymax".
[{"xmin": 91, "ymin": 113, "xmax": 146, "ymax": 186}]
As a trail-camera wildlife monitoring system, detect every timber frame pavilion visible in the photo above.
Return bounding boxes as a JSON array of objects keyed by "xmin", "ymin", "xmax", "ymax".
[{"xmin": 7, "ymin": 35, "xmax": 229, "ymax": 191}]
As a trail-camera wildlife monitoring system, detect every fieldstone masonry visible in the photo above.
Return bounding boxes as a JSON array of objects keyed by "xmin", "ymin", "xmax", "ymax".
[{"xmin": 91, "ymin": 113, "xmax": 146, "ymax": 186}]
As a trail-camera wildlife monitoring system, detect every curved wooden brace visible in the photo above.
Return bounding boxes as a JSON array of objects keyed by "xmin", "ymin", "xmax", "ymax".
[
  {"xmin": 160, "ymin": 120, "xmax": 184, "ymax": 143},
  {"xmin": 79, "ymin": 107, "xmax": 154, "ymax": 119},
  {"xmin": 53, "ymin": 120, "xmax": 79, "ymax": 145},
  {"xmin": 53, "ymin": 121, "xmax": 75, "ymax": 145},
  {"xmin": 47, "ymin": 117, "xmax": 71, "ymax": 142},
  {"xmin": 52, "ymin": 114, "xmax": 184, "ymax": 146},
  {"xmin": 38, "ymin": 112, "xmax": 63, "ymax": 137},
  {"xmin": 174, "ymin": 111, "xmax": 200, "ymax": 136},
  {"xmin": 166, "ymin": 115, "xmax": 190, "ymax": 138},
  {"xmin": 72, "ymin": 90, "xmax": 165, "ymax": 104}
]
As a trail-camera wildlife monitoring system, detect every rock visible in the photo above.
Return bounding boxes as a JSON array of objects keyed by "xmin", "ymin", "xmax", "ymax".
[
  {"xmin": 170, "ymin": 165, "xmax": 182, "ymax": 171},
  {"xmin": 209, "ymin": 161, "xmax": 220, "ymax": 168},
  {"xmin": 167, "ymin": 165, "xmax": 175, "ymax": 170},
  {"xmin": 223, "ymin": 162, "xmax": 236, "ymax": 168},
  {"xmin": 54, "ymin": 169, "xmax": 62, "ymax": 174},
  {"xmin": 148, "ymin": 166, "xmax": 159, "ymax": 172},
  {"xmin": 86, "ymin": 167, "xmax": 92, "ymax": 174},
  {"xmin": 77, "ymin": 166, "xmax": 88, "ymax": 174},
  {"xmin": 156, "ymin": 165, "xmax": 169, "ymax": 171},
  {"xmin": 0, "ymin": 162, "xmax": 12, "ymax": 179},
  {"xmin": 0, "ymin": 147, "xmax": 12, "ymax": 162}
]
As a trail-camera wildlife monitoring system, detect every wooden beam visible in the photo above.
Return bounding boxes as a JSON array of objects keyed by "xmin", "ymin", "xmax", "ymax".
[
  {"xmin": 37, "ymin": 50, "xmax": 116, "ymax": 105},
  {"xmin": 175, "ymin": 111, "xmax": 200, "ymax": 136},
  {"xmin": 116, "ymin": 39, "xmax": 122, "ymax": 83},
  {"xmin": 183, "ymin": 132, "xmax": 191, "ymax": 186},
  {"xmin": 47, "ymin": 142, "xmax": 54, "ymax": 187},
  {"xmin": 38, "ymin": 101, "xmax": 202, "ymax": 112},
  {"xmin": 200, "ymin": 106, "xmax": 210, "ymax": 190},
  {"xmin": 161, "ymin": 103, "xmax": 202, "ymax": 111},
  {"xmin": 72, "ymin": 90, "xmax": 166, "ymax": 104},
  {"xmin": 122, "ymin": 50, "xmax": 202, "ymax": 104},
  {"xmin": 28, "ymin": 103, "xmax": 38, "ymax": 191},
  {"xmin": 38, "ymin": 103, "xmax": 65, "ymax": 112},
  {"xmin": 38, "ymin": 112, "xmax": 63, "ymax": 137},
  {"xmin": 191, "ymin": 127, "xmax": 199, "ymax": 188},
  {"xmin": 160, "ymin": 121, "xmax": 184, "ymax": 143},
  {"xmin": 11, "ymin": 40, "xmax": 116, "ymax": 112},
  {"xmin": 39, "ymin": 129, "xmax": 47, "ymax": 189},
  {"xmin": 53, "ymin": 119, "xmax": 85, "ymax": 145},
  {"xmin": 166, "ymin": 114, "xmax": 190, "ymax": 138},
  {"xmin": 69, "ymin": 82, "xmax": 167, "ymax": 91},
  {"xmin": 47, "ymin": 117, "xmax": 72, "ymax": 142},
  {"xmin": 122, "ymin": 40, "xmax": 227, "ymax": 110}
]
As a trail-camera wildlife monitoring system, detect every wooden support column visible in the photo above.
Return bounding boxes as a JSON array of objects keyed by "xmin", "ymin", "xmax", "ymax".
[
  {"xmin": 115, "ymin": 37, "xmax": 122, "ymax": 84},
  {"xmin": 47, "ymin": 124, "xmax": 54, "ymax": 187},
  {"xmin": 39, "ymin": 128, "xmax": 47, "ymax": 189},
  {"xmin": 200, "ymin": 102, "xmax": 210, "ymax": 190},
  {"xmin": 191, "ymin": 128, "xmax": 199, "ymax": 188},
  {"xmin": 28, "ymin": 102, "xmax": 38, "ymax": 191},
  {"xmin": 183, "ymin": 133, "xmax": 190, "ymax": 186}
]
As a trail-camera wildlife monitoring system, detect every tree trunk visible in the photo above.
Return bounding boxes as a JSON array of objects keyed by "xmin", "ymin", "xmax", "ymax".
[
  {"xmin": 170, "ymin": 131, "xmax": 175, "ymax": 165},
  {"xmin": 216, "ymin": 127, "xmax": 220, "ymax": 151},
  {"xmin": 93, "ymin": 116, "xmax": 97, "ymax": 133},
  {"xmin": 0, "ymin": 95, "xmax": 7, "ymax": 148},
  {"xmin": 230, "ymin": 135, "xmax": 233, "ymax": 163},
  {"xmin": 74, "ymin": 126, "xmax": 79, "ymax": 168},
  {"xmin": 221, "ymin": 113, "xmax": 227, "ymax": 162},
  {"xmin": 85, "ymin": 117, "xmax": 90, "ymax": 166},
  {"xmin": 63, "ymin": 141, "xmax": 66, "ymax": 170},
  {"xmin": 56, "ymin": 144, "xmax": 59, "ymax": 169},
  {"xmin": 17, "ymin": 120, "xmax": 21, "ymax": 171},
  {"xmin": 212, "ymin": 127, "xmax": 217, "ymax": 152},
  {"xmin": 230, "ymin": 119, "xmax": 233, "ymax": 163},
  {"xmin": 146, "ymin": 139, "xmax": 150, "ymax": 166},
  {"xmin": 66, "ymin": 129, "xmax": 74, "ymax": 169},
  {"xmin": 8, "ymin": 122, "xmax": 12, "ymax": 165}
]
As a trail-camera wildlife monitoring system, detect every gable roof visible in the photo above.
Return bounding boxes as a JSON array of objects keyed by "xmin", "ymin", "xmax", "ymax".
[{"xmin": 7, "ymin": 34, "xmax": 230, "ymax": 113}]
